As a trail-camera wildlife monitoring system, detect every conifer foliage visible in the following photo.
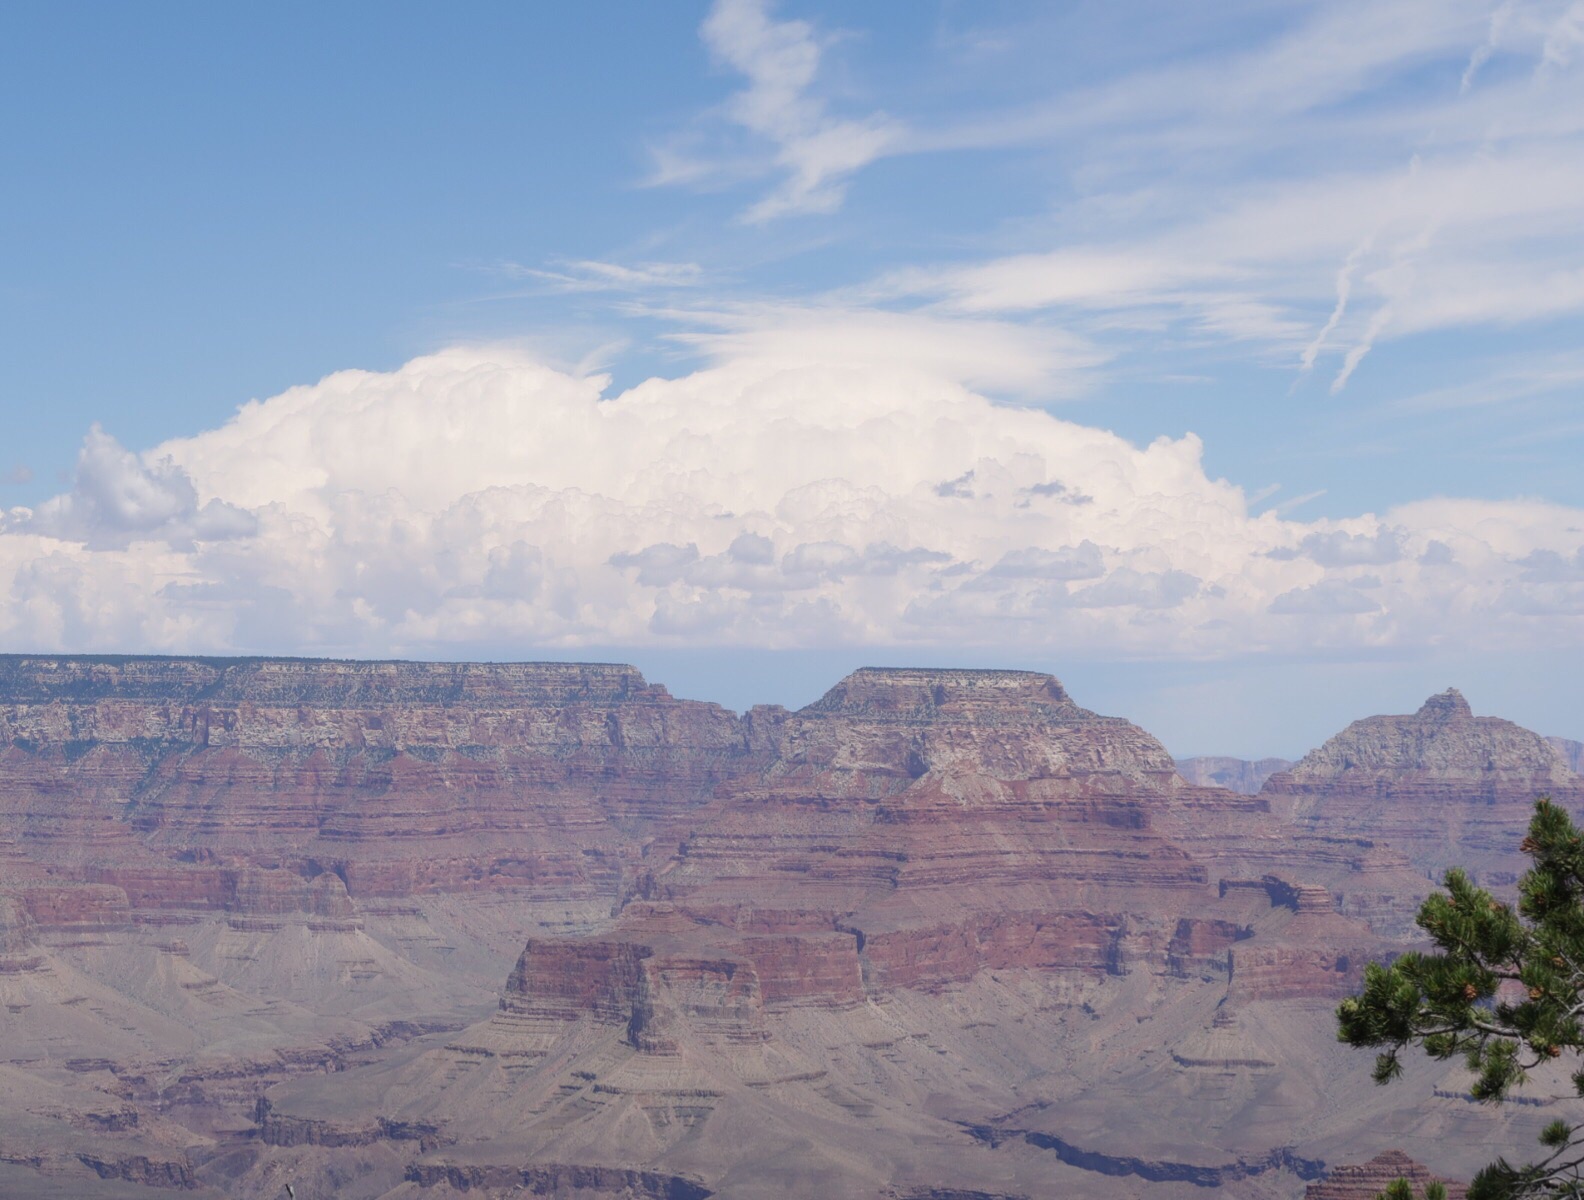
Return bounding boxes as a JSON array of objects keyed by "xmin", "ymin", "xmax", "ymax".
[
  {"xmin": 1379, "ymin": 1181, "xmax": 1448, "ymax": 1200},
  {"xmin": 1339, "ymin": 798, "xmax": 1584, "ymax": 1199}
]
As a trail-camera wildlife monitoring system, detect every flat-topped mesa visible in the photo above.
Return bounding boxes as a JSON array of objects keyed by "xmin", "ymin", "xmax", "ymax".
[
  {"xmin": 0, "ymin": 654, "xmax": 664, "ymax": 706},
  {"xmin": 0, "ymin": 655, "xmax": 763, "ymax": 903},
  {"xmin": 1266, "ymin": 687, "xmax": 1582, "ymax": 799},
  {"xmin": 777, "ymin": 667, "xmax": 1180, "ymax": 791},
  {"xmin": 805, "ymin": 667, "xmax": 1079, "ymax": 717}
]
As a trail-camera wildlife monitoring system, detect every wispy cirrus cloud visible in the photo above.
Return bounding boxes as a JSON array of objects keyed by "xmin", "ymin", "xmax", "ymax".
[
  {"xmin": 491, "ymin": 259, "xmax": 706, "ymax": 293},
  {"xmin": 648, "ymin": 0, "xmax": 902, "ymax": 223},
  {"xmin": 647, "ymin": 0, "xmax": 1584, "ymax": 396}
]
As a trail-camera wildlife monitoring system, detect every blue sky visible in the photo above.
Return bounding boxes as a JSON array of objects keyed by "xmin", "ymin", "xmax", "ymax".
[{"xmin": 3, "ymin": 1, "xmax": 1583, "ymax": 755}]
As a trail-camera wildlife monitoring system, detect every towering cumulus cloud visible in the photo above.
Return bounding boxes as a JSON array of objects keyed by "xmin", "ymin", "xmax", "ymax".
[{"xmin": 2, "ymin": 345, "xmax": 1580, "ymax": 658}]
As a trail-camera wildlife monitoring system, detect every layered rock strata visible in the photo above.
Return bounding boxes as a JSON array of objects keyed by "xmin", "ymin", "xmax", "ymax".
[
  {"xmin": 0, "ymin": 655, "xmax": 761, "ymax": 910},
  {"xmin": 1304, "ymin": 1150, "xmax": 1467, "ymax": 1199},
  {"xmin": 1263, "ymin": 688, "xmax": 1584, "ymax": 882},
  {"xmin": 2, "ymin": 659, "xmax": 1576, "ymax": 1198}
]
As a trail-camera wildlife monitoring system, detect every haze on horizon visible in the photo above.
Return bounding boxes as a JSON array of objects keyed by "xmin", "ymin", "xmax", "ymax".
[{"xmin": 3, "ymin": 0, "xmax": 1583, "ymax": 758}]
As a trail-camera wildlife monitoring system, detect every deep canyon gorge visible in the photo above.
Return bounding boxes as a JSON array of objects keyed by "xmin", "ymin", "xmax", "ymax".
[{"xmin": 1, "ymin": 655, "xmax": 1580, "ymax": 1198}]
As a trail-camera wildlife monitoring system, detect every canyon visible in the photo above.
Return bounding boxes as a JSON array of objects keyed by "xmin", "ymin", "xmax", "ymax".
[{"xmin": 1, "ymin": 656, "xmax": 1580, "ymax": 1198}]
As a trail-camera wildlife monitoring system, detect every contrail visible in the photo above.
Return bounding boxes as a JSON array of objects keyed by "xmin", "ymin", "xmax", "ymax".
[{"xmin": 1299, "ymin": 234, "xmax": 1374, "ymax": 374}]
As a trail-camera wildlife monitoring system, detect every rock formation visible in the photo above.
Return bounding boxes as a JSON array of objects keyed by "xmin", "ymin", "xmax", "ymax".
[
  {"xmin": 0, "ymin": 658, "xmax": 1573, "ymax": 1196},
  {"xmin": 1263, "ymin": 687, "xmax": 1584, "ymax": 883},
  {"xmin": 0, "ymin": 655, "xmax": 760, "ymax": 908},
  {"xmin": 1304, "ymin": 1150, "xmax": 1467, "ymax": 1199}
]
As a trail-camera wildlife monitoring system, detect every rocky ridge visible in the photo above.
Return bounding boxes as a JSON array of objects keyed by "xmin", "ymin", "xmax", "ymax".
[{"xmin": 1263, "ymin": 687, "xmax": 1584, "ymax": 881}]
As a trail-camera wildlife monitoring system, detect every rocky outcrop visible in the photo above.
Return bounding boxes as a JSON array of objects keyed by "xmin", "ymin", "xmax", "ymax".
[
  {"xmin": 256, "ymin": 1098, "xmax": 442, "ymax": 1150},
  {"xmin": 404, "ymin": 1161, "xmax": 712, "ymax": 1198},
  {"xmin": 1304, "ymin": 1150, "xmax": 1466, "ymax": 1199},
  {"xmin": 1224, "ymin": 883, "xmax": 1381, "ymax": 1002},
  {"xmin": 0, "ymin": 896, "xmax": 36, "ymax": 954},
  {"xmin": 78, "ymin": 1152, "xmax": 199, "ymax": 1189},
  {"xmin": 576, "ymin": 668, "xmax": 1250, "ymax": 1004},
  {"xmin": 1267, "ymin": 688, "xmax": 1580, "ymax": 805},
  {"xmin": 0, "ymin": 895, "xmax": 45, "ymax": 973},
  {"xmin": 1263, "ymin": 689, "xmax": 1584, "ymax": 882}
]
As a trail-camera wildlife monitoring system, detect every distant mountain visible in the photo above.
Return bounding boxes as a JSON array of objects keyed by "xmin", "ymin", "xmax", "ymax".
[
  {"xmin": 1262, "ymin": 687, "xmax": 1584, "ymax": 881},
  {"xmin": 1175, "ymin": 754, "xmax": 1293, "ymax": 793},
  {"xmin": 1550, "ymin": 735, "xmax": 1584, "ymax": 773}
]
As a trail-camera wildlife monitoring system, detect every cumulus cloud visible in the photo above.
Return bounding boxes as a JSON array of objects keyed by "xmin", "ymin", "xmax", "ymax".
[
  {"xmin": 5, "ymin": 426, "xmax": 256, "ymax": 549},
  {"xmin": 2, "ymin": 345, "xmax": 1583, "ymax": 660},
  {"xmin": 1269, "ymin": 579, "xmax": 1383, "ymax": 616},
  {"xmin": 1269, "ymin": 526, "xmax": 1405, "ymax": 566},
  {"xmin": 1518, "ymin": 546, "xmax": 1584, "ymax": 581},
  {"xmin": 986, "ymin": 543, "xmax": 1105, "ymax": 581}
]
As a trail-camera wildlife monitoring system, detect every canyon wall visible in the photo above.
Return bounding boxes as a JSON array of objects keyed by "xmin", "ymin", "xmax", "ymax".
[{"xmin": 0, "ymin": 657, "xmax": 1575, "ymax": 1198}]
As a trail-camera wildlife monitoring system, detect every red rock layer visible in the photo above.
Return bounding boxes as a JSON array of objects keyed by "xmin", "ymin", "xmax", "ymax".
[
  {"xmin": 503, "ymin": 668, "xmax": 1350, "ymax": 1042},
  {"xmin": 1264, "ymin": 688, "xmax": 1584, "ymax": 881},
  {"xmin": 1304, "ymin": 1150, "xmax": 1467, "ymax": 1199},
  {"xmin": 0, "ymin": 655, "xmax": 765, "ymax": 911}
]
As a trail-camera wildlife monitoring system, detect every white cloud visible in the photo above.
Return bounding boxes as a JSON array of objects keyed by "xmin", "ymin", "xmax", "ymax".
[
  {"xmin": 661, "ymin": 302, "xmax": 1103, "ymax": 397},
  {"xmin": 654, "ymin": 0, "xmax": 902, "ymax": 222},
  {"xmin": 3, "ymin": 345, "xmax": 1583, "ymax": 661},
  {"xmin": 801, "ymin": 0, "xmax": 1584, "ymax": 391},
  {"xmin": 1270, "ymin": 579, "xmax": 1384, "ymax": 616},
  {"xmin": 495, "ymin": 259, "xmax": 705, "ymax": 293},
  {"xmin": 5, "ymin": 426, "xmax": 255, "ymax": 549}
]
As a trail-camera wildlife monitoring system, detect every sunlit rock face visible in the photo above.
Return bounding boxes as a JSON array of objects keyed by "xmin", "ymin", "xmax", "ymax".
[
  {"xmin": 1263, "ymin": 687, "xmax": 1584, "ymax": 880},
  {"xmin": 0, "ymin": 655, "xmax": 763, "ymax": 909}
]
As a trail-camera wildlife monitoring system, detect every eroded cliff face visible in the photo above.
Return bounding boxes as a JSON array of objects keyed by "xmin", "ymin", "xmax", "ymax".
[
  {"xmin": 0, "ymin": 655, "xmax": 760, "ymax": 911},
  {"xmin": 1263, "ymin": 687, "xmax": 1584, "ymax": 880},
  {"xmin": 308, "ymin": 667, "xmax": 1406, "ymax": 1197},
  {"xmin": 1304, "ymin": 1151, "xmax": 1468, "ymax": 1199},
  {"xmin": 0, "ymin": 659, "xmax": 1573, "ymax": 1198}
]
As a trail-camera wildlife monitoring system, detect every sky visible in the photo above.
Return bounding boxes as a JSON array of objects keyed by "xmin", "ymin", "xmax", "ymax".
[{"xmin": 3, "ymin": 0, "xmax": 1583, "ymax": 756}]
